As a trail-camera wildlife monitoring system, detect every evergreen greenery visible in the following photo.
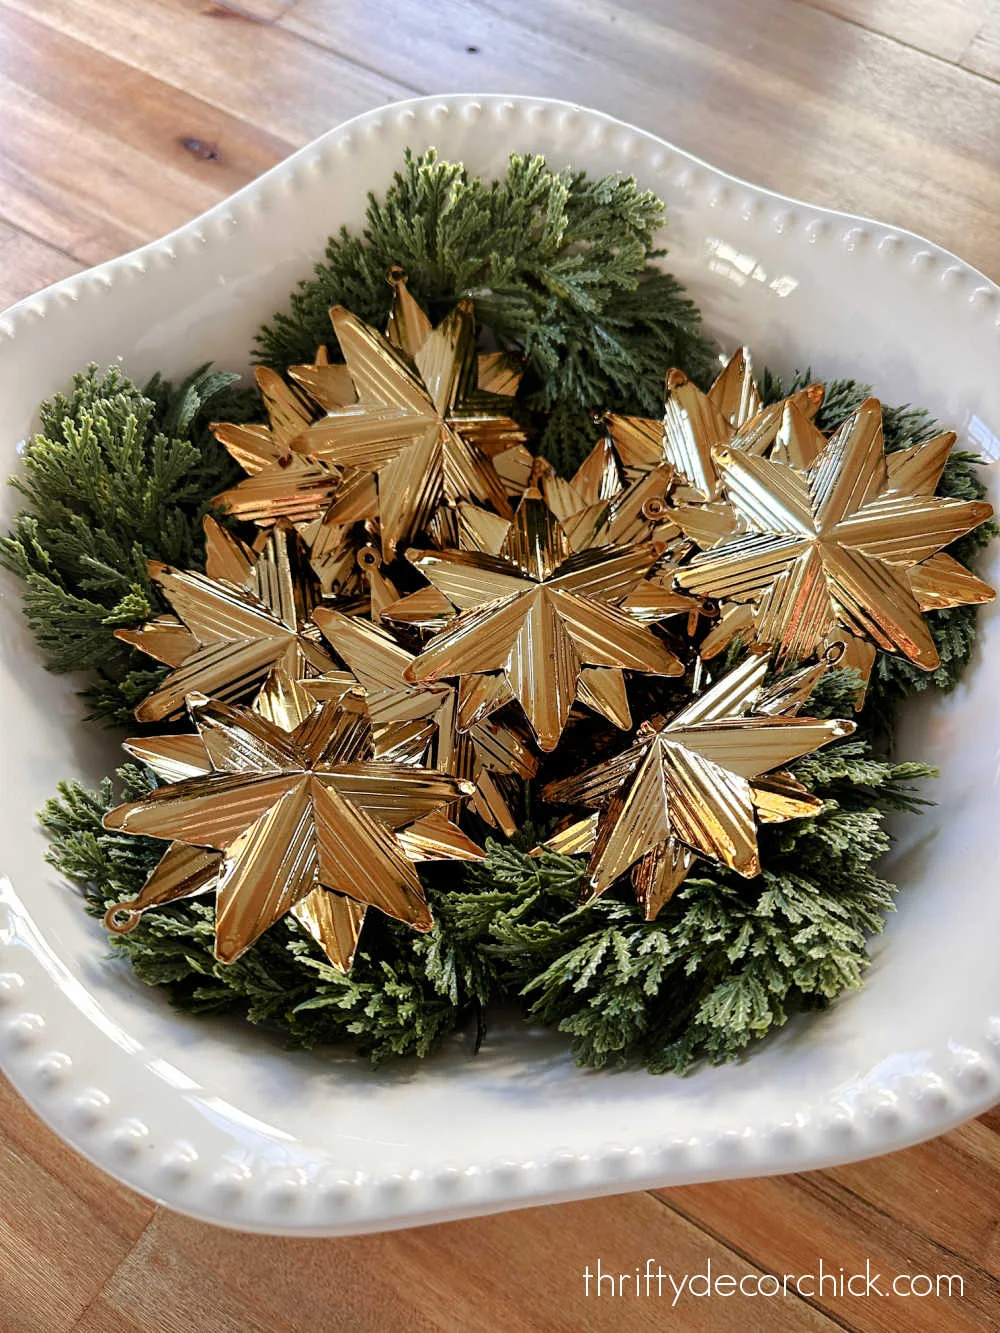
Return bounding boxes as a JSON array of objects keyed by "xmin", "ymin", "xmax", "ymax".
[
  {"xmin": 39, "ymin": 670, "xmax": 933, "ymax": 1069},
  {"xmin": 256, "ymin": 150, "xmax": 718, "ymax": 471},
  {"xmin": 4, "ymin": 149, "xmax": 995, "ymax": 1072},
  {"xmin": 0, "ymin": 366, "xmax": 257, "ymax": 723}
]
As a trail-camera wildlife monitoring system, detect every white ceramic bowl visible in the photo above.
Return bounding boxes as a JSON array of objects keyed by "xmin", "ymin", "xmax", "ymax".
[{"xmin": 1, "ymin": 95, "xmax": 998, "ymax": 1237}]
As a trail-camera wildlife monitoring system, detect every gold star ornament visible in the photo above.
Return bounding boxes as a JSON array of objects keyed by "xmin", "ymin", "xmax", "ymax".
[
  {"xmin": 600, "ymin": 346, "xmax": 824, "ymax": 494},
  {"xmin": 542, "ymin": 653, "xmax": 853, "ymax": 918},
  {"xmin": 674, "ymin": 397, "xmax": 995, "ymax": 675},
  {"xmin": 103, "ymin": 683, "xmax": 482, "ymax": 966},
  {"xmin": 117, "ymin": 517, "xmax": 336, "ymax": 722},
  {"xmin": 399, "ymin": 491, "xmax": 685, "ymax": 751},
  {"xmin": 310, "ymin": 607, "xmax": 538, "ymax": 836},
  {"xmin": 291, "ymin": 272, "xmax": 522, "ymax": 558},
  {"xmin": 211, "ymin": 363, "xmax": 343, "ymax": 527}
]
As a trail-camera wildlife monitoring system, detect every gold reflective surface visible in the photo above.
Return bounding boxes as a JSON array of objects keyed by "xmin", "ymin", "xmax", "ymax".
[
  {"xmin": 542, "ymin": 653, "xmax": 853, "ymax": 915},
  {"xmin": 290, "ymin": 276, "xmax": 520, "ymax": 559},
  {"xmin": 403, "ymin": 492, "xmax": 683, "ymax": 750},
  {"xmin": 103, "ymin": 689, "xmax": 478, "ymax": 965},
  {"xmin": 109, "ymin": 317, "xmax": 995, "ymax": 968},
  {"xmin": 118, "ymin": 519, "xmax": 335, "ymax": 723},
  {"xmin": 676, "ymin": 397, "xmax": 995, "ymax": 679}
]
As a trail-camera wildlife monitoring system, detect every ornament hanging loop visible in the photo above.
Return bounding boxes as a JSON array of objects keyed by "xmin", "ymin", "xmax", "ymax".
[
  {"xmin": 824, "ymin": 640, "xmax": 848, "ymax": 665},
  {"xmin": 105, "ymin": 902, "xmax": 142, "ymax": 935}
]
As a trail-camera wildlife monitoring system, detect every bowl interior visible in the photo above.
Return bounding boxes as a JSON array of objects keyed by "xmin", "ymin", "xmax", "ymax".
[{"xmin": 1, "ymin": 95, "xmax": 998, "ymax": 1233}]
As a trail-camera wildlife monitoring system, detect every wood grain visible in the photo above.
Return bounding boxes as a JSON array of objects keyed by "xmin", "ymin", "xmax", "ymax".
[
  {"xmin": 282, "ymin": 0, "xmax": 1000, "ymax": 279},
  {"xmin": 0, "ymin": 0, "xmax": 410, "ymax": 143},
  {"xmin": 2, "ymin": 3, "xmax": 1000, "ymax": 1331},
  {"xmin": 0, "ymin": 220, "xmax": 79, "ymax": 307},
  {"xmin": 800, "ymin": 0, "xmax": 991, "ymax": 64},
  {"xmin": 0, "ymin": 5, "xmax": 293, "ymax": 263},
  {"xmin": 0, "ymin": 1078, "xmax": 154, "ymax": 1333},
  {"xmin": 660, "ymin": 1139, "xmax": 1000, "ymax": 1332},
  {"xmin": 964, "ymin": 4, "xmax": 1000, "ymax": 80}
]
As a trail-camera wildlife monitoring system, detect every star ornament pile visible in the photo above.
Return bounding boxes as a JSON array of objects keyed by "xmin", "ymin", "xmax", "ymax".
[{"xmin": 105, "ymin": 290, "xmax": 996, "ymax": 976}]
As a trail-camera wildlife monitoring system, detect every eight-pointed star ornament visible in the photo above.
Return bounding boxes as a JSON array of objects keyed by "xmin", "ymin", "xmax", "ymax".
[
  {"xmin": 117, "ymin": 516, "xmax": 339, "ymax": 722},
  {"xmin": 310, "ymin": 607, "xmax": 538, "ymax": 836},
  {"xmin": 290, "ymin": 272, "xmax": 522, "ymax": 558},
  {"xmin": 400, "ymin": 490, "xmax": 685, "ymax": 751},
  {"xmin": 674, "ymin": 397, "xmax": 995, "ymax": 676},
  {"xmin": 103, "ymin": 682, "xmax": 482, "ymax": 965},
  {"xmin": 601, "ymin": 347, "xmax": 824, "ymax": 496},
  {"xmin": 541, "ymin": 653, "xmax": 853, "ymax": 919},
  {"xmin": 212, "ymin": 356, "xmax": 384, "ymax": 598},
  {"xmin": 211, "ymin": 363, "xmax": 344, "ymax": 528}
]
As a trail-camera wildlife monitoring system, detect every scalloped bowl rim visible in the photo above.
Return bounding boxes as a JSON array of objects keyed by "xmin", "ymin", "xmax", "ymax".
[{"xmin": 0, "ymin": 94, "xmax": 997, "ymax": 1236}]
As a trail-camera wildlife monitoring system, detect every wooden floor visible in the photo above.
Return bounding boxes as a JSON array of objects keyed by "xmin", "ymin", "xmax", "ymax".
[{"xmin": 2, "ymin": 2, "xmax": 1000, "ymax": 1330}]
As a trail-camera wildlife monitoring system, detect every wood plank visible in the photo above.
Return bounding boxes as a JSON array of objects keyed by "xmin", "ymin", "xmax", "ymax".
[
  {"xmin": 0, "ymin": 220, "xmax": 80, "ymax": 308},
  {"xmin": 1, "ymin": 0, "xmax": 412, "ymax": 145},
  {"xmin": 0, "ymin": 1078, "xmax": 154, "ymax": 1333},
  {"xmin": 658, "ymin": 1132, "xmax": 1000, "ymax": 1333},
  {"xmin": 74, "ymin": 1298, "xmax": 144, "ymax": 1333},
  {"xmin": 963, "ymin": 4, "xmax": 1000, "ymax": 80},
  {"xmin": 947, "ymin": 1115, "xmax": 1000, "ymax": 1173},
  {"xmin": 149, "ymin": 1191, "xmax": 841, "ymax": 1333},
  {"xmin": 283, "ymin": 0, "xmax": 1000, "ymax": 281},
  {"xmin": 822, "ymin": 1126, "xmax": 1000, "ymax": 1278},
  {"xmin": 95, "ymin": 1217, "xmax": 299, "ymax": 1333},
  {"xmin": 214, "ymin": 0, "xmax": 301, "ymax": 19},
  {"xmin": 0, "ymin": 1076, "xmax": 152, "ymax": 1248},
  {"xmin": 973, "ymin": 1103, "xmax": 1000, "ymax": 1137},
  {"xmin": 799, "ymin": 0, "xmax": 990, "ymax": 65},
  {"xmin": 0, "ymin": 5, "xmax": 294, "ymax": 264}
]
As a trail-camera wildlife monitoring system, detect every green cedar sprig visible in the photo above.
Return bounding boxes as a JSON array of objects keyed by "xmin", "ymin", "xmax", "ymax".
[
  {"xmin": 255, "ymin": 150, "xmax": 718, "ymax": 472},
  {"xmin": 15, "ymin": 361, "xmax": 977, "ymax": 1072},
  {"xmin": 0, "ymin": 365, "xmax": 257, "ymax": 724},
  {"xmin": 5, "ymin": 148, "xmax": 995, "ymax": 1072}
]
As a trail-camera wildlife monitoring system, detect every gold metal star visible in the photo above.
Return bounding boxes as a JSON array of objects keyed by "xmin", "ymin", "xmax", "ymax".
[
  {"xmin": 311, "ymin": 606, "xmax": 537, "ymax": 835},
  {"xmin": 600, "ymin": 348, "xmax": 823, "ymax": 492},
  {"xmin": 536, "ymin": 449, "xmax": 683, "ymax": 556},
  {"xmin": 212, "ymin": 354, "xmax": 387, "ymax": 599},
  {"xmin": 117, "ymin": 516, "xmax": 336, "ymax": 722},
  {"xmin": 401, "ymin": 491, "xmax": 684, "ymax": 751},
  {"xmin": 290, "ymin": 273, "xmax": 521, "ymax": 558},
  {"xmin": 500, "ymin": 447, "xmax": 706, "ymax": 639},
  {"xmin": 211, "ymin": 364, "xmax": 343, "ymax": 527},
  {"xmin": 109, "ymin": 671, "xmax": 480, "ymax": 971},
  {"xmin": 542, "ymin": 653, "xmax": 853, "ymax": 918},
  {"xmin": 105, "ymin": 672, "xmax": 367, "ymax": 970},
  {"xmin": 103, "ymin": 684, "xmax": 481, "ymax": 965},
  {"xmin": 675, "ymin": 397, "xmax": 995, "ymax": 673},
  {"xmin": 662, "ymin": 363, "xmax": 823, "ymax": 501}
]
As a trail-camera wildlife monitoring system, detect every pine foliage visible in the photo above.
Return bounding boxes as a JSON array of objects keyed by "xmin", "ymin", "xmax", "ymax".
[
  {"xmin": 0, "ymin": 366, "xmax": 256, "ymax": 723},
  {"xmin": 41, "ymin": 670, "xmax": 935, "ymax": 1071},
  {"xmin": 255, "ymin": 150, "xmax": 718, "ymax": 469}
]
